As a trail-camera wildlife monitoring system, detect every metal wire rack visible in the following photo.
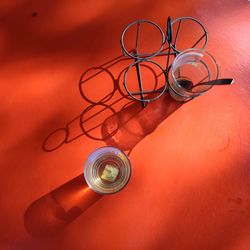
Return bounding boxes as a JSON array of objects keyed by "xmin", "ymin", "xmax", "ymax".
[{"xmin": 120, "ymin": 16, "xmax": 208, "ymax": 107}]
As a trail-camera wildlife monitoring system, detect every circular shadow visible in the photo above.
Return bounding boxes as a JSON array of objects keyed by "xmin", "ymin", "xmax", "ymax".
[
  {"xmin": 116, "ymin": 67, "xmax": 134, "ymax": 100},
  {"xmin": 79, "ymin": 67, "xmax": 117, "ymax": 104},
  {"xmin": 80, "ymin": 103, "xmax": 117, "ymax": 141},
  {"xmin": 42, "ymin": 128, "xmax": 69, "ymax": 152}
]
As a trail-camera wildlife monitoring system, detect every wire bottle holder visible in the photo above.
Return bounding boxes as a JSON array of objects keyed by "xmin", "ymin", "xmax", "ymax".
[{"xmin": 120, "ymin": 16, "xmax": 208, "ymax": 107}]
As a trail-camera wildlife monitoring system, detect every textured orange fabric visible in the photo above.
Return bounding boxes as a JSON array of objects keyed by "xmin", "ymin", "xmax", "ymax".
[{"xmin": 0, "ymin": 0, "xmax": 250, "ymax": 249}]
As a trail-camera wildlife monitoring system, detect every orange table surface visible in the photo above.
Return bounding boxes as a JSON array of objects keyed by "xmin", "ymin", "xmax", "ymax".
[{"xmin": 0, "ymin": 0, "xmax": 250, "ymax": 249}]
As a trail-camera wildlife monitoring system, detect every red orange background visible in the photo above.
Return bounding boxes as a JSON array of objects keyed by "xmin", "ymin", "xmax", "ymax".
[{"xmin": 0, "ymin": 0, "xmax": 250, "ymax": 249}]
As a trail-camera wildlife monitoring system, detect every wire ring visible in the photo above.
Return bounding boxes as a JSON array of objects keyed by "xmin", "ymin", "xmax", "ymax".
[
  {"xmin": 80, "ymin": 103, "xmax": 117, "ymax": 141},
  {"xmin": 123, "ymin": 59, "xmax": 168, "ymax": 103},
  {"xmin": 170, "ymin": 16, "xmax": 208, "ymax": 54},
  {"xmin": 79, "ymin": 67, "xmax": 116, "ymax": 104},
  {"xmin": 120, "ymin": 20, "xmax": 165, "ymax": 60}
]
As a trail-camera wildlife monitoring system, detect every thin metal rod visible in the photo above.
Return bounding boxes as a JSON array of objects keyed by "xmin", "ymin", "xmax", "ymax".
[
  {"xmin": 135, "ymin": 61, "xmax": 146, "ymax": 108},
  {"xmin": 135, "ymin": 21, "xmax": 145, "ymax": 107},
  {"xmin": 173, "ymin": 19, "xmax": 182, "ymax": 46},
  {"xmin": 165, "ymin": 46, "xmax": 171, "ymax": 72},
  {"xmin": 191, "ymin": 33, "xmax": 206, "ymax": 48},
  {"xmin": 165, "ymin": 17, "xmax": 173, "ymax": 72},
  {"xmin": 135, "ymin": 21, "xmax": 140, "ymax": 55}
]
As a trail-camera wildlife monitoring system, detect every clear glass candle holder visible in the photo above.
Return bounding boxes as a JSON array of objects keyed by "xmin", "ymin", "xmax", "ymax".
[
  {"xmin": 84, "ymin": 147, "xmax": 131, "ymax": 194},
  {"xmin": 168, "ymin": 48, "xmax": 219, "ymax": 102}
]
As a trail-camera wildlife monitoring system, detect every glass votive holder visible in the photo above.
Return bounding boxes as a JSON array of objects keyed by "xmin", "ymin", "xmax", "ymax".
[
  {"xmin": 84, "ymin": 147, "xmax": 131, "ymax": 194},
  {"xmin": 168, "ymin": 48, "xmax": 219, "ymax": 102}
]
